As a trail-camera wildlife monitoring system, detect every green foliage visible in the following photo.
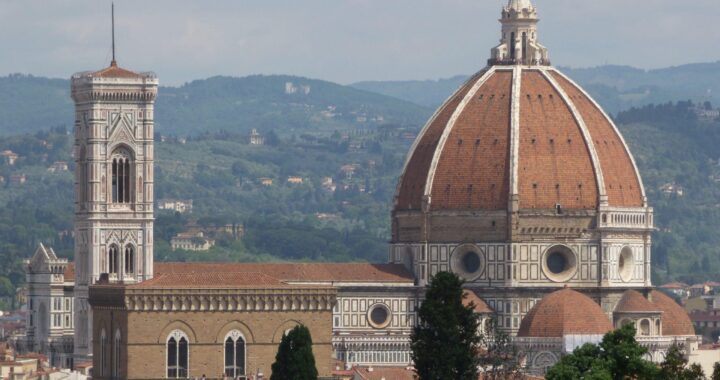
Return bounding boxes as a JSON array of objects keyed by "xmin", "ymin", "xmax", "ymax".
[
  {"xmin": 546, "ymin": 324, "xmax": 658, "ymax": 380},
  {"xmin": 712, "ymin": 362, "xmax": 720, "ymax": 380},
  {"xmin": 479, "ymin": 318, "xmax": 523, "ymax": 379},
  {"xmin": 658, "ymin": 344, "xmax": 705, "ymax": 380},
  {"xmin": 411, "ymin": 272, "xmax": 481, "ymax": 380},
  {"xmin": 270, "ymin": 325, "xmax": 318, "ymax": 380}
]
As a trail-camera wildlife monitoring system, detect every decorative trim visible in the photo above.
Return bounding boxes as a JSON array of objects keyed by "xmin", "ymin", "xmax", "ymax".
[
  {"xmin": 550, "ymin": 69, "xmax": 648, "ymax": 206},
  {"xmin": 90, "ymin": 286, "xmax": 337, "ymax": 312},
  {"xmin": 509, "ymin": 66, "xmax": 523, "ymax": 198},
  {"xmin": 392, "ymin": 70, "xmax": 489, "ymax": 208},
  {"xmin": 540, "ymin": 68, "xmax": 608, "ymax": 206},
  {"xmin": 423, "ymin": 67, "xmax": 498, "ymax": 205}
]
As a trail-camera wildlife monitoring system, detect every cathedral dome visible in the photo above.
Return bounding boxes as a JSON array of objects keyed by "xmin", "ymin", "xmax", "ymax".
[
  {"xmin": 394, "ymin": 66, "xmax": 645, "ymax": 213},
  {"xmin": 517, "ymin": 288, "xmax": 612, "ymax": 338},
  {"xmin": 393, "ymin": 0, "xmax": 645, "ymax": 215}
]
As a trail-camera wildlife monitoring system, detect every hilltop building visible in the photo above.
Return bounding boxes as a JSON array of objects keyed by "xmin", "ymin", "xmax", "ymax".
[
  {"xmin": 157, "ymin": 198, "xmax": 193, "ymax": 213},
  {"xmin": 170, "ymin": 231, "xmax": 215, "ymax": 251},
  {"xmin": 249, "ymin": 128, "xmax": 264, "ymax": 145},
  {"xmin": 20, "ymin": 0, "xmax": 701, "ymax": 378},
  {"xmin": 1, "ymin": 150, "xmax": 19, "ymax": 166}
]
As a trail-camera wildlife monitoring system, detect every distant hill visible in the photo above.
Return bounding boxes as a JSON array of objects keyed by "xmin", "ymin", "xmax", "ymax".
[
  {"xmin": 352, "ymin": 75, "xmax": 468, "ymax": 109},
  {"xmin": 351, "ymin": 62, "xmax": 720, "ymax": 114},
  {"xmin": 0, "ymin": 74, "xmax": 431, "ymax": 137}
]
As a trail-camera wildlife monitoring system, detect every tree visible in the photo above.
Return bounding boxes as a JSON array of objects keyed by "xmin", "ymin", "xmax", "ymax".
[
  {"xmin": 546, "ymin": 324, "xmax": 658, "ymax": 380},
  {"xmin": 479, "ymin": 318, "xmax": 523, "ymax": 379},
  {"xmin": 658, "ymin": 343, "xmax": 705, "ymax": 380},
  {"xmin": 712, "ymin": 362, "xmax": 720, "ymax": 380},
  {"xmin": 411, "ymin": 272, "xmax": 481, "ymax": 380},
  {"xmin": 270, "ymin": 325, "xmax": 318, "ymax": 380}
]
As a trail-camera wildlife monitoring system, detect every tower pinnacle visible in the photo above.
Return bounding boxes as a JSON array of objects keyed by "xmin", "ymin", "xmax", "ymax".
[
  {"xmin": 489, "ymin": 0, "xmax": 549, "ymax": 66},
  {"xmin": 111, "ymin": 2, "xmax": 116, "ymax": 66}
]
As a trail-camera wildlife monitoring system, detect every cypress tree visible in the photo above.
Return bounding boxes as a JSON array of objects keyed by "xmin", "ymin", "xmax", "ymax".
[
  {"xmin": 270, "ymin": 325, "xmax": 318, "ymax": 380},
  {"xmin": 411, "ymin": 271, "xmax": 481, "ymax": 380}
]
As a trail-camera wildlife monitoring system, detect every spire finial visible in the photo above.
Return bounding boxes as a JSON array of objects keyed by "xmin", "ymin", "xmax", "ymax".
[{"xmin": 111, "ymin": 2, "xmax": 116, "ymax": 67}]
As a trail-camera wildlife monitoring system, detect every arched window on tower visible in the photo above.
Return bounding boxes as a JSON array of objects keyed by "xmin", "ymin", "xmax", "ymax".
[
  {"xmin": 111, "ymin": 148, "xmax": 133, "ymax": 204},
  {"xmin": 510, "ymin": 32, "xmax": 516, "ymax": 60},
  {"xmin": 224, "ymin": 331, "xmax": 246, "ymax": 377},
  {"xmin": 108, "ymin": 245, "xmax": 119, "ymax": 275},
  {"xmin": 124, "ymin": 245, "xmax": 135, "ymax": 274},
  {"xmin": 522, "ymin": 32, "xmax": 528, "ymax": 63}
]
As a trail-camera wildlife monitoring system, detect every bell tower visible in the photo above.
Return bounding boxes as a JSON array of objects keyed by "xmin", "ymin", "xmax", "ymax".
[
  {"xmin": 70, "ymin": 7, "xmax": 158, "ymax": 357},
  {"xmin": 490, "ymin": 0, "xmax": 549, "ymax": 65}
]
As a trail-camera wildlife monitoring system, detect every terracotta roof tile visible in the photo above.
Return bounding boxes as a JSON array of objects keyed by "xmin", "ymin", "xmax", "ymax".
[
  {"xmin": 649, "ymin": 290, "xmax": 695, "ymax": 336},
  {"xmin": 660, "ymin": 282, "xmax": 689, "ymax": 289},
  {"xmin": 63, "ymin": 263, "xmax": 75, "ymax": 281},
  {"xmin": 615, "ymin": 290, "xmax": 661, "ymax": 313},
  {"xmin": 395, "ymin": 68, "xmax": 644, "ymax": 214},
  {"xmin": 517, "ymin": 288, "xmax": 612, "ymax": 338},
  {"xmin": 396, "ymin": 71, "xmax": 486, "ymax": 211},
  {"xmin": 90, "ymin": 62, "xmax": 144, "ymax": 79},
  {"xmin": 463, "ymin": 290, "xmax": 493, "ymax": 314},
  {"xmin": 152, "ymin": 262, "xmax": 414, "ymax": 283},
  {"xmin": 518, "ymin": 70, "xmax": 599, "ymax": 209},
  {"xmin": 131, "ymin": 272, "xmax": 289, "ymax": 289},
  {"xmin": 353, "ymin": 366, "xmax": 417, "ymax": 380},
  {"xmin": 429, "ymin": 70, "xmax": 512, "ymax": 211},
  {"xmin": 550, "ymin": 71, "xmax": 643, "ymax": 207}
]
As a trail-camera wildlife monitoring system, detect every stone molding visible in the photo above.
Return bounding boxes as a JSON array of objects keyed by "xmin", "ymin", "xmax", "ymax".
[{"xmin": 89, "ymin": 286, "xmax": 338, "ymax": 313}]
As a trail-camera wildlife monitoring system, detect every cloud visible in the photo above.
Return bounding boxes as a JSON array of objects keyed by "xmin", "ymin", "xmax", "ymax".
[{"xmin": 0, "ymin": 0, "xmax": 718, "ymax": 85}]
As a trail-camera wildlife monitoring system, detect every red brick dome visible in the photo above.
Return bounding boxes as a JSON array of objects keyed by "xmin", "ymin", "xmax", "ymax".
[
  {"xmin": 517, "ymin": 288, "xmax": 612, "ymax": 337},
  {"xmin": 394, "ymin": 66, "xmax": 645, "ymax": 212},
  {"xmin": 649, "ymin": 290, "xmax": 695, "ymax": 336}
]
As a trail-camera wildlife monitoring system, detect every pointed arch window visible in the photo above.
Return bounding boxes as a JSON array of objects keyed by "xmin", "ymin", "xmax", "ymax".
[
  {"xmin": 108, "ymin": 245, "xmax": 119, "ymax": 275},
  {"xmin": 167, "ymin": 330, "xmax": 189, "ymax": 378},
  {"xmin": 111, "ymin": 148, "xmax": 133, "ymax": 204},
  {"xmin": 113, "ymin": 329, "xmax": 121, "ymax": 378},
  {"xmin": 100, "ymin": 329, "xmax": 108, "ymax": 377},
  {"xmin": 124, "ymin": 245, "xmax": 135, "ymax": 274},
  {"xmin": 224, "ymin": 330, "xmax": 246, "ymax": 377}
]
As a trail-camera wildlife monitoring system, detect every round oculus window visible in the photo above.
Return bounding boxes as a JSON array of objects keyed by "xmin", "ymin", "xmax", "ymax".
[
  {"xmin": 368, "ymin": 304, "xmax": 391, "ymax": 329},
  {"xmin": 451, "ymin": 245, "xmax": 485, "ymax": 280},
  {"xmin": 542, "ymin": 245, "xmax": 577, "ymax": 282},
  {"xmin": 462, "ymin": 251, "xmax": 481, "ymax": 273}
]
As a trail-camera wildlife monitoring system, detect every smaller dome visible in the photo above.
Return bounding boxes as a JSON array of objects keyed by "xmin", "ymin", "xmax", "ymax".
[
  {"xmin": 649, "ymin": 290, "xmax": 695, "ymax": 336},
  {"xmin": 518, "ymin": 288, "xmax": 612, "ymax": 338},
  {"xmin": 615, "ymin": 290, "xmax": 660, "ymax": 313}
]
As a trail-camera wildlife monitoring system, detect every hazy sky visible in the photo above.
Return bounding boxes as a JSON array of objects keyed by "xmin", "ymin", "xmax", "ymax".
[{"xmin": 2, "ymin": 0, "xmax": 719, "ymax": 86}]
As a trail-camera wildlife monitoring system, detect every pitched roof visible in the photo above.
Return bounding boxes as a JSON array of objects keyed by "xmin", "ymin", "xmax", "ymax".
[
  {"xmin": 153, "ymin": 262, "xmax": 414, "ymax": 284},
  {"xmin": 463, "ymin": 290, "xmax": 493, "ymax": 314},
  {"xmin": 90, "ymin": 62, "xmax": 144, "ymax": 79},
  {"xmin": 660, "ymin": 282, "xmax": 689, "ymax": 289},
  {"xmin": 352, "ymin": 366, "xmax": 417, "ymax": 380},
  {"xmin": 131, "ymin": 272, "xmax": 291, "ymax": 289},
  {"xmin": 615, "ymin": 290, "xmax": 661, "ymax": 313},
  {"xmin": 649, "ymin": 290, "xmax": 696, "ymax": 336},
  {"xmin": 517, "ymin": 288, "xmax": 612, "ymax": 338}
]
